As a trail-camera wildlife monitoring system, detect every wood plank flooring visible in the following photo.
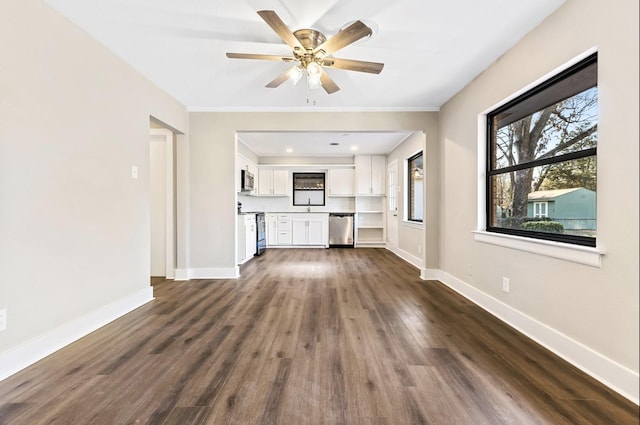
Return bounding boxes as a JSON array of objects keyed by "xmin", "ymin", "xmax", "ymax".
[{"xmin": 0, "ymin": 248, "xmax": 637, "ymax": 424}]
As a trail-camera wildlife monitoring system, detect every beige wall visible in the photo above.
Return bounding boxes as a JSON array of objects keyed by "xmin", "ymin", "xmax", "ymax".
[
  {"xmin": 188, "ymin": 112, "xmax": 438, "ymax": 276},
  {"xmin": 438, "ymin": 0, "xmax": 638, "ymax": 398},
  {"xmin": 0, "ymin": 0, "xmax": 187, "ymax": 357},
  {"xmin": 387, "ymin": 131, "xmax": 441, "ymax": 269}
]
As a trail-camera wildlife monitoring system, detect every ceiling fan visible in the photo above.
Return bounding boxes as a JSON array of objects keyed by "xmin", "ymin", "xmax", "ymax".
[{"xmin": 226, "ymin": 10, "xmax": 384, "ymax": 94}]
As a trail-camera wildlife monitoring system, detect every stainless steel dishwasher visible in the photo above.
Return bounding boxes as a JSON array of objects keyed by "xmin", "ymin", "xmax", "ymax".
[{"xmin": 329, "ymin": 213, "xmax": 354, "ymax": 247}]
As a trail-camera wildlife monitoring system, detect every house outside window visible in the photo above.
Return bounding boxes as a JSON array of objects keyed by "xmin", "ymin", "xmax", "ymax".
[
  {"xmin": 408, "ymin": 152, "xmax": 423, "ymax": 222},
  {"xmin": 487, "ymin": 53, "xmax": 597, "ymax": 247}
]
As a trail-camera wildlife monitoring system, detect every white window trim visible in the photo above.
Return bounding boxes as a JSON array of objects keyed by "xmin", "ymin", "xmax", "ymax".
[
  {"xmin": 472, "ymin": 231, "xmax": 605, "ymax": 268},
  {"xmin": 402, "ymin": 220, "xmax": 423, "ymax": 230},
  {"xmin": 533, "ymin": 201, "xmax": 548, "ymax": 218},
  {"xmin": 475, "ymin": 47, "xmax": 604, "ymax": 268}
]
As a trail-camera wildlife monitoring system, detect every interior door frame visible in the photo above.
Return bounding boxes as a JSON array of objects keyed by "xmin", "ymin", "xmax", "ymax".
[
  {"xmin": 387, "ymin": 159, "xmax": 399, "ymax": 251},
  {"xmin": 150, "ymin": 128, "xmax": 175, "ymax": 279}
]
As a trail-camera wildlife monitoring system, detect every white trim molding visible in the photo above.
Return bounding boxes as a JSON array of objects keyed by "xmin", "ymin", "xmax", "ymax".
[
  {"xmin": 473, "ymin": 231, "xmax": 605, "ymax": 268},
  {"xmin": 422, "ymin": 270, "xmax": 639, "ymax": 404},
  {"xmin": 188, "ymin": 267, "xmax": 240, "ymax": 279},
  {"xmin": 0, "ymin": 287, "xmax": 153, "ymax": 382},
  {"xmin": 387, "ymin": 247, "xmax": 423, "ymax": 270},
  {"xmin": 174, "ymin": 268, "xmax": 190, "ymax": 281},
  {"xmin": 420, "ymin": 268, "xmax": 443, "ymax": 281}
]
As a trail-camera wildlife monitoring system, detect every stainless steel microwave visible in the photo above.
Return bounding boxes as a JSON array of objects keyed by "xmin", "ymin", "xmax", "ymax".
[{"xmin": 241, "ymin": 169, "xmax": 255, "ymax": 192}]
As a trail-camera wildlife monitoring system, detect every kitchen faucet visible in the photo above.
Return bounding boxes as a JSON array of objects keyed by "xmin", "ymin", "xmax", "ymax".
[{"xmin": 307, "ymin": 198, "xmax": 311, "ymax": 212}]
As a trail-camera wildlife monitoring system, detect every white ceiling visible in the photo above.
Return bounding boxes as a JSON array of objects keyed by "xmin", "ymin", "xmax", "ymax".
[
  {"xmin": 238, "ymin": 131, "xmax": 414, "ymax": 157},
  {"xmin": 43, "ymin": 0, "xmax": 565, "ymax": 111}
]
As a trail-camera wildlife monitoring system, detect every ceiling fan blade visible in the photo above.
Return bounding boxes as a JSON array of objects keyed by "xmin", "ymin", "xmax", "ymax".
[
  {"xmin": 226, "ymin": 52, "xmax": 295, "ymax": 62},
  {"xmin": 265, "ymin": 68, "xmax": 293, "ymax": 88},
  {"xmin": 320, "ymin": 70, "xmax": 340, "ymax": 94},
  {"xmin": 322, "ymin": 58, "xmax": 384, "ymax": 74},
  {"xmin": 313, "ymin": 20, "xmax": 372, "ymax": 55},
  {"xmin": 257, "ymin": 10, "xmax": 304, "ymax": 51}
]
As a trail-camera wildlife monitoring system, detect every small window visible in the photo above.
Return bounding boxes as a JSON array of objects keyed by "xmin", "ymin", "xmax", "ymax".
[
  {"xmin": 487, "ymin": 53, "xmax": 597, "ymax": 246},
  {"xmin": 292, "ymin": 172, "xmax": 325, "ymax": 206},
  {"xmin": 408, "ymin": 152, "xmax": 423, "ymax": 222},
  {"xmin": 533, "ymin": 202, "xmax": 548, "ymax": 218}
]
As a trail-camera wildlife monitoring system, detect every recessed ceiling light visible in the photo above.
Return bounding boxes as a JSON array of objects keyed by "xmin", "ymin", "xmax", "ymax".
[
  {"xmin": 350, "ymin": 146, "xmax": 358, "ymax": 151},
  {"xmin": 286, "ymin": 148, "xmax": 293, "ymax": 153}
]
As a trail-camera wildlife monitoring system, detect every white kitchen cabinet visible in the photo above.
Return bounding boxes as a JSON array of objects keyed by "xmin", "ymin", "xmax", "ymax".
[
  {"xmin": 291, "ymin": 214, "xmax": 328, "ymax": 246},
  {"xmin": 237, "ymin": 214, "xmax": 256, "ymax": 264},
  {"xmin": 276, "ymin": 214, "xmax": 292, "ymax": 245},
  {"xmin": 258, "ymin": 168, "xmax": 288, "ymax": 196},
  {"xmin": 291, "ymin": 219, "xmax": 307, "ymax": 245},
  {"xmin": 245, "ymin": 217, "xmax": 257, "ymax": 259},
  {"xmin": 328, "ymin": 168, "xmax": 355, "ymax": 196},
  {"xmin": 266, "ymin": 213, "xmax": 278, "ymax": 246},
  {"xmin": 356, "ymin": 155, "xmax": 386, "ymax": 195},
  {"xmin": 307, "ymin": 219, "xmax": 324, "ymax": 245}
]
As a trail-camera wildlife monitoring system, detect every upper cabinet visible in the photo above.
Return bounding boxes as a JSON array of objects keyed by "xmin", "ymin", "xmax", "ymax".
[
  {"xmin": 328, "ymin": 168, "xmax": 355, "ymax": 197},
  {"xmin": 356, "ymin": 155, "xmax": 386, "ymax": 195},
  {"xmin": 258, "ymin": 168, "xmax": 288, "ymax": 196}
]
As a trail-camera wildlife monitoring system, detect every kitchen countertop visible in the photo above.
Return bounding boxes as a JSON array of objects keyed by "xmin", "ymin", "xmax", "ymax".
[{"xmin": 263, "ymin": 211, "xmax": 355, "ymax": 214}]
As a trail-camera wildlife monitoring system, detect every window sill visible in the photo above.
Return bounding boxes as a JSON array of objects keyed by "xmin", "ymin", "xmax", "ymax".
[
  {"xmin": 402, "ymin": 220, "xmax": 423, "ymax": 230},
  {"xmin": 472, "ymin": 231, "xmax": 605, "ymax": 268}
]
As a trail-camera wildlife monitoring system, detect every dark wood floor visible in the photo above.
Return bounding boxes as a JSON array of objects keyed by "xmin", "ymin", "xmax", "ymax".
[{"xmin": 0, "ymin": 248, "xmax": 637, "ymax": 424}]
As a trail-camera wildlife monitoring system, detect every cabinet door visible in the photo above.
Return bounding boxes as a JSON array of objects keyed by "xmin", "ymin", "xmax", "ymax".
[
  {"xmin": 370, "ymin": 156, "xmax": 386, "ymax": 195},
  {"xmin": 307, "ymin": 220, "xmax": 324, "ymax": 245},
  {"xmin": 266, "ymin": 216, "xmax": 277, "ymax": 246},
  {"xmin": 355, "ymin": 156, "xmax": 372, "ymax": 195},
  {"xmin": 277, "ymin": 231, "xmax": 292, "ymax": 245},
  {"xmin": 272, "ymin": 170, "xmax": 288, "ymax": 195},
  {"xmin": 237, "ymin": 218, "xmax": 246, "ymax": 263},
  {"xmin": 245, "ymin": 222, "xmax": 256, "ymax": 258},
  {"xmin": 258, "ymin": 169, "xmax": 272, "ymax": 195},
  {"xmin": 292, "ymin": 219, "xmax": 307, "ymax": 245},
  {"xmin": 329, "ymin": 169, "xmax": 355, "ymax": 196}
]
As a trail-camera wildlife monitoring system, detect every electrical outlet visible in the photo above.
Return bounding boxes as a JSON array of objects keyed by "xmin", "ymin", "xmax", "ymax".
[
  {"xmin": 467, "ymin": 264, "xmax": 473, "ymax": 277},
  {"xmin": 502, "ymin": 277, "xmax": 510, "ymax": 293},
  {"xmin": 418, "ymin": 244, "xmax": 422, "ymax": 254},
  {"xmin": 0, "ymin": 309, "xmax": 6, "ymax": 331}
]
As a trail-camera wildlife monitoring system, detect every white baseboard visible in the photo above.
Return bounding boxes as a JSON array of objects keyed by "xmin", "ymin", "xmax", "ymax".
[
  {"xmin": 174, "ymin": 268, "xmax": 190, "ymax": 281},
  {"xmin": 427, "ymin": 270, "xmax": 638, "ymax": 405},
  {"xmin": 188, "ymin": 267, "xmax": 239, "ymax": 279},
  {"xmin": 387, "ymin": 247, "xmax": 423, "ymax": 270},
  {"xmin": 0, "ymin": 287, "xmax": 153, "ymax": 382},
  {"xmin": 420, "ymin": 268, "xmax": 442, "ymax": 280}
]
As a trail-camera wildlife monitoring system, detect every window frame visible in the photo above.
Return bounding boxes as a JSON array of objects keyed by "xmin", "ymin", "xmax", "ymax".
[
  {"xmin": 407, "ymin": 151, "xmax": 424, "ymax": 223},
  {"xmin": 533, "ymin": 202, "xmax": 548, "ymax": 218},
  {"xmin": 485, "ymin": 53, "xmax": 597, "ymax": 247}
]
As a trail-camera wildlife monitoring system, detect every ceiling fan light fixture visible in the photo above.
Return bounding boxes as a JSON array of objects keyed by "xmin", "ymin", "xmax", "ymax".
[
  {"xmin": 306, "ymin": 62, "xmax": 322, "ymax": 76},
  {"xmin": 307, "ymin": 72, "xmax": 322, "ymax": 90},
  {"xmin": 287, "ymin": 65, "xmax": 304, "ymax": 85}
]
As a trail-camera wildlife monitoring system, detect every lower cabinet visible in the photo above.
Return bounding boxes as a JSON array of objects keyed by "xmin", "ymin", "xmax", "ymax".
[
  {"xmin": 292, "ymin": 218, "xmax": 325, "ymax": 245},
  {"xmin": 238, "ymin": 214, "xmax": 256, "ymax": 264},
  {"xmin": 265, "ymin": 213, "xmax": 328, "ymax": 247},
  {"xmin": 266, "ymin": 214, "xmax": 278, "ymax": 246}
]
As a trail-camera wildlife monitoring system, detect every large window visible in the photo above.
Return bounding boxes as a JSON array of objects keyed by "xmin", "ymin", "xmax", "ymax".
[
  {"xmin": 487, "ymin": 53, "xmax": 597, "ymax": 247},
  {"xmin": 408, "ymin": 152, "xmax": 424, "ymax": 222}
]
